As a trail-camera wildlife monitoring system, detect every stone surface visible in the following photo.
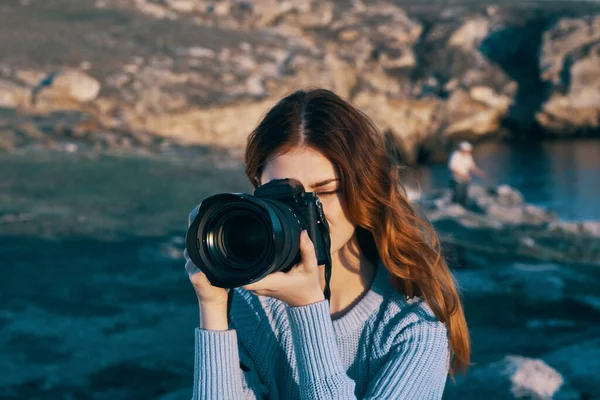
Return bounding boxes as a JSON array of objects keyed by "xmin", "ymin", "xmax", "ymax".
[
  {"xmin": 421, "ymin": 184, "xmax": 600, "ymax": 266},
  {"xmin": 537, "ymin": 16, "xmax": 600, "ymax": 136},
  {"xmin": 445, "ymin": 355, "xmax": 581, "ymax": 400},
  {"xmin": 0, "ymin": 1, "xmax": 599, "ymax": 161}
]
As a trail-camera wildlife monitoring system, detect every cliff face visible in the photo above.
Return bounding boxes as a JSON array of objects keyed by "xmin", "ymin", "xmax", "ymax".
[{"xmin": 0, "ymin": 0, "xmax": 599, "ymax": 163}]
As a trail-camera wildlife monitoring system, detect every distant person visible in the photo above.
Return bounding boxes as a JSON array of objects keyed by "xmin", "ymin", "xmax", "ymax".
[
  {"xmin": 448, "ymin": 141, "xmax": 486, "ymax": 207},
  {"xmin": 185, "ymin": 89, "xmax": 470, "ymax": 399}
]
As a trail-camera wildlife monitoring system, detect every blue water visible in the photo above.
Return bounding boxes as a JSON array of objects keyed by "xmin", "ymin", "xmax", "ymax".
[{"xmin": 414, "ymin": 139, "xmax": 600, "ymax": 221}]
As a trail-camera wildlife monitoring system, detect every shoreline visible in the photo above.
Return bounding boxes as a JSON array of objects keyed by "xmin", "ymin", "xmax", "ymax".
[{"xmin": 1, "ymin": 149, "xmax": 598, "ymax": 267}]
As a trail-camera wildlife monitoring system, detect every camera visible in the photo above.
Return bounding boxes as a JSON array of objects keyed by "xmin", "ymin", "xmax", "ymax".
[{"xmin": 185, "ymin": 178, "xmax": 331, "ymax": 288}]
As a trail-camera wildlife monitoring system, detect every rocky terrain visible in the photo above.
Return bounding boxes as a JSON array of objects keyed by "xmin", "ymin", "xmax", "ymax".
[
  {"xmin": 1, "ymin": 0, "xmax": 600, "ymax": 163},
  {"xmin": 420, "ymin": 184, "xmax": 600, "ymax": 267},
  {"xmin": 420, "ymin": 184, "xmax": 600, "ymax": 399},
  {"xmin": 1, "ymin": 150, "xmax": 599, "ymax": 399}
]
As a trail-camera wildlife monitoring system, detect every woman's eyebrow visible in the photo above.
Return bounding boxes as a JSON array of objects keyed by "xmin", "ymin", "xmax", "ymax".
[{"xmin": 310, "ymin": 178, "xmax": 340, "ymax": 188}]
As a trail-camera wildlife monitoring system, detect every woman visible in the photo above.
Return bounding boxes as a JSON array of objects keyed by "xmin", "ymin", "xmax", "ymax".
[{"xmin": 185, "ymin": 89, "xmax": 470, "ymax": 399}]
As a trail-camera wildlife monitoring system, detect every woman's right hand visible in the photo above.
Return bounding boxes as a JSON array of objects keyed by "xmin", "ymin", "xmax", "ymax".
[{"xmin": 185, "ymin": 205, "xmax": 229, "ymax": 330}]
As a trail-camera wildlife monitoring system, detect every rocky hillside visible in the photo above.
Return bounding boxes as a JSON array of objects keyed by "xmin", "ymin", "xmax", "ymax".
[{"xmin": 1, "ymin": 0, "xmax": 599, "ymax": 163}]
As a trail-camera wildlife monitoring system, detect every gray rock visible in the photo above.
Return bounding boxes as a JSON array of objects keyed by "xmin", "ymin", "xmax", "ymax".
[
  {"xmin": 445, "ymin": 355, "xmax": 580, "ymax": 400},
  {"xmin": 537, "ymin": 16, "xmax": 600, "ymax": 136},
  {"xmin": 423, "ymin": 184, "xmax": 600, "ymax": 265},
  {"xmin": 1, "ymin": 0, "xmax": 600, "ymax": 161},
  {"xmin": 543, "ymin": 339, "xmax": 600, "ymax": 400},
  {"xmin": 581, "ymin": 221, "xmax": 600, "ymax": 238}
]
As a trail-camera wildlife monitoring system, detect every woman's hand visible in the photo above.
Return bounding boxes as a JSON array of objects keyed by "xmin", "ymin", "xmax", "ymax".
[
  {"xmin": 185, "ymin": 249, "xmax": 229, "ymax": 306},
  {"xmin": 242, "ymin": 230, "xmax": 325, "ymax": 307},
  {"xmin": 185, "ymin": 205, "xmax": 229, "ymax": 330}
]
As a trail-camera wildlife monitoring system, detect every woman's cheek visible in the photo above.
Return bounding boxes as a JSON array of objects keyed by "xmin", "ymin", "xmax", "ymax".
[{"xmin": 321, "ymin": 201, "xmax": 346, "ymax": 251}]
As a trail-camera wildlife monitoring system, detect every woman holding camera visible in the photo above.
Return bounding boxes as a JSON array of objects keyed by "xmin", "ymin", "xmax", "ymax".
[{"xmin": 185, "ymin": 89, "xmax": 470, "ymax": 399}]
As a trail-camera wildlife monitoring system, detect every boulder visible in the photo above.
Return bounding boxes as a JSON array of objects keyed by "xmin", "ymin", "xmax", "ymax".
[
  {"xmin": 537, "ymin": 16, "xmax": 600, "ymax": 136},
  {"xmin": 445, "ymin": 355, "xmax": 580, "ymax": 400},
  {"xmin": 1, "ymin": 0, "xmax": 600, "ymax": 159},
  {"xmin": 33, "ymin": 70, "xmax": 101, "ymax": 110},
  {"xmin": 543, "ymin": 339, "xmax": 600, "ymax": 400}
]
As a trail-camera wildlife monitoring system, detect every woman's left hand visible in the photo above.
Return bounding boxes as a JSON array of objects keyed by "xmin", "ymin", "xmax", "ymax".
[{"xmin": 242, "ymin": 230, "xmax": 325, "ymax": 307}]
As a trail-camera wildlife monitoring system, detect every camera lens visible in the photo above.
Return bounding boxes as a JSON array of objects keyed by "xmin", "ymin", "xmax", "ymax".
[
  {"xmin": 219, "ymin": 212, "xmax": 269, "ymax": 262},
  {"xmin": 185, "ymin": 193, "xmax": 304, "ymax": 288}
]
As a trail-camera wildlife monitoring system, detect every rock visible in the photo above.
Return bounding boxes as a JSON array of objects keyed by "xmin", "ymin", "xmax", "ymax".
[
  {"xmin": 0, "ymin": 130, "xmax": 17, "ymax": 151},
  {"xmin": 581, "ymin": 221, "xmax": 600, "ymax": 238},
  {"xmin": 339, "ymin": 29, "xmax": 360, "ymax": 41},
  {"xmin": 17, "ymin": 123, "xmax": 44, "ymax": 139},
  {"xmin": 496, "ymin": 185, "xmax": 524, "ymax": 207},
  {"xmin": 34, "ymin": 70, "xmax": 101, "ymax": 108},
  {"xmin": 185, "ymin": 46, "xmax": 216, "ymax": 58},
  {"xmin": 469, "ymin": 86, "xmax": 512, "ymax": 110},
  {"xmin": 2, "ymin": 1, "xmax": 600, "ymax": 160},
  {"xmin": 537, "ymin": 16, "xmax": 600, "ymax": 136},
  {"xmin": 135, "ymin": 1, "xmax": 176, "ymax": 19},
  {"xmin": 0, "ymin": 81, "xmax": 18, "ymax": 108},
  {"xmin": 354, "ymin": 92, "xmax": 444, "ymax": 164},
  {"xmin": 468, "ymin": 185, "xmax": 530, "ymax": 225},
  {"xmin": 543, "ymin": 339, "xmax": 600, "ymax": 399},
  {"xmin": 523, "ymin": 205, "xmax": 555, "ymax": 225},
  {"xmin": 445, "ymin": 355, "xmax": 580, "ymax": 400},
  {"xmin": 486, "ymin": 204, "xmax": 525, "ymax": 225},
  {"xmin": 0, "ymin": 213, "xmax": 34, "ymax": 223},
  {"xmin": 549, "ymin": 221, "xmax": 581, "ymax": 235},
  {"xmin": 443, "ymin": 88, "xmax": 512, "ymax": 140},
  {"xmin": 421, "ymin": 184, "xmax": 598, "ymax": 265},
  {"xmin": 245, "ymin": 75, "xmax": 265, "ymax": 97},
  {"xmin": 165, "ymin": 0, "xmax": 196, "ymax": 13},
  {"xmin": 0, "ymin": 79, "xmax": 30, "ymax": 108},
  {"xmin": 65, "ymin": 143, "xmax": 78, "ymax": 153},
  {"xmin": 105, "ymin": 72, "xmax": 130, "ymax": 89},
  {"xmin": 449, "ymin": 18, "xmax": 491, "ymax": 52}
]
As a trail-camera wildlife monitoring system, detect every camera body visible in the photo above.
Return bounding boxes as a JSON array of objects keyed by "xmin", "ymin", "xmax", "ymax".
[
  {"xmin": 185, "ymin": 178, "xmax": 331, "ymax": 288},
  {"xmin": 254, "ymin": 178, "xmax": 330, "ymax": 268}
]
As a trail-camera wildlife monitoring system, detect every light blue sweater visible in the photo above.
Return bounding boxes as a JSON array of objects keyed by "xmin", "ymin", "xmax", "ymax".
[{"xmin": 192, "ymin": 264, "xmax": 450, "ymax": 399}]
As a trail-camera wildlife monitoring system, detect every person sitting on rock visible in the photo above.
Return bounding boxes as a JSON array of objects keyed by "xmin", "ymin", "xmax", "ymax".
[{"xmin": 448, "ymin": 141, "xmax": 486, "ymax": 207}]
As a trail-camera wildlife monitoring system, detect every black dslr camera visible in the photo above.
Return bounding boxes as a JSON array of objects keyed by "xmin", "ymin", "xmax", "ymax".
[{"xmin": 185, "ymin": 178, "xmax": 331, "ymax": 288}]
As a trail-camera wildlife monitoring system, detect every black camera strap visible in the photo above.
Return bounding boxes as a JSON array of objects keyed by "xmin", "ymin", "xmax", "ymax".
[
  {"xmin": 322, "ymin": 223, "xmax": 333, "ymax": 301},
  {"xmin": 323, "ymin": 259, "xmax": 332, "ymax": 301},
  {"xmin": 227, "ymin": 288, "xmax": 234, "ymax": 325}
]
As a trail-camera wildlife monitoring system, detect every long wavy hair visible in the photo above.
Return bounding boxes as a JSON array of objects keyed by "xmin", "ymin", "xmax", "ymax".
[{"xmin": 244, "ymin": 88, "xmax": 470, "ymax": 374}]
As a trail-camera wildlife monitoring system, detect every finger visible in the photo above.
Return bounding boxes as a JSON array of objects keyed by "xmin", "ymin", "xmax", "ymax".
[
  {"xmin": 185, "ymin": 259, "xmax": 202, "ymax": 276},
  {"xmin": 299, "ymin": 230, "xmax": 318, "ymax": 269},
  {"xmin": 188, "ymin": 203, "xmax": 201, "ymax": 227},
  {"xmin": 242, "ymin": 271, "xmax": 286, "ymax": 292}
]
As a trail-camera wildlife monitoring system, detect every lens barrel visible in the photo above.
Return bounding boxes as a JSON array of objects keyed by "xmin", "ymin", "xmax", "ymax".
[{"xmin": 185, "ymin": 193, "xmax": 303, "ymax": 288}]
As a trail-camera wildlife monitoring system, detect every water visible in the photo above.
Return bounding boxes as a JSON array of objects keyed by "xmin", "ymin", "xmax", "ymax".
[{"xmin": 412, "ymin": 139, "xmax": 600, "ymax": 221}]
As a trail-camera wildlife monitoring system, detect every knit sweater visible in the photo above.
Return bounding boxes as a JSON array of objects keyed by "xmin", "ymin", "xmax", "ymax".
[{"xmin": 192, "ymin": 263, "xmax": 450, "ymax": 399}]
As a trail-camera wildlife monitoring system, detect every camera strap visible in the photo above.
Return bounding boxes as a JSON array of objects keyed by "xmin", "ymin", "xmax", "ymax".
[
  {"xmin": 322, "ymin": 226, "xmax": 333, "ymax": 301},
  {"xmin": 227, "ymin": 288, "xmax": 234, "ymax": 325},
  {"xmin": 323, "ymin": 255, "xmax": 332, "ymax": 301}
]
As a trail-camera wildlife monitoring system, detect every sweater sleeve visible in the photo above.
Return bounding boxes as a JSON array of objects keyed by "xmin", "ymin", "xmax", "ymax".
[
  {"xmin": 286, "ymin": 300, "xmax": 449, "ymax": 400},
  {"xmin": 362, "ymin": 317, "xmax": 450, "ymax": 399},
  {"xmin": 193, "ymin": 328, "xmax": 268, "ymax": 400}
]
